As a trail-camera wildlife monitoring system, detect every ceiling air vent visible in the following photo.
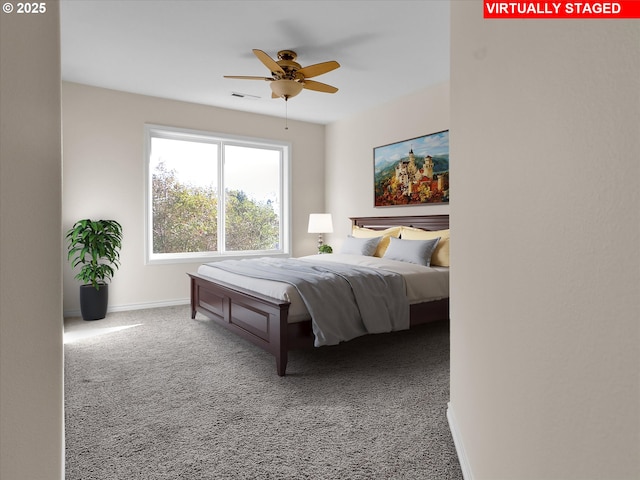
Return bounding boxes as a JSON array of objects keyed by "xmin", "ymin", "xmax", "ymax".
[{"xmin": 231, "ymin": 92, "xmax": 260, "ymax": 100}]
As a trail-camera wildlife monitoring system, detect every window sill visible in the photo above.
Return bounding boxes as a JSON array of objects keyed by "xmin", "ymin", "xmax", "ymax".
[{"xmin": 146, "ymin": 251, "xmax": 290, "ymax": 266}]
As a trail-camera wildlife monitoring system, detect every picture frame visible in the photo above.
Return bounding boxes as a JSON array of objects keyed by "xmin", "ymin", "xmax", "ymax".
[{"xmin": 373, "ymin": 130, "xmax": 449, "ymax": 207}]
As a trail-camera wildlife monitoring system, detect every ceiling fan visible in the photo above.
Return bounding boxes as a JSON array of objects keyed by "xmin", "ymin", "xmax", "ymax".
[{"xmin": 224, "ymin": 49, "xmax": 340, "ymax": 101}]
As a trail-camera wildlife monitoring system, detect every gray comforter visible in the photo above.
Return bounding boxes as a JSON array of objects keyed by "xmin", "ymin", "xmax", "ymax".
[{"xmin": 205, "ymin": 257, "xmax": 410, "ymax": 346}]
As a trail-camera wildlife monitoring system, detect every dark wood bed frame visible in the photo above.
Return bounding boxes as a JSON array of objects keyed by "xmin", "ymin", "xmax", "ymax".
[{"xmin": 188, "ymin": 214, "xmax": 449, "ymax": 376}]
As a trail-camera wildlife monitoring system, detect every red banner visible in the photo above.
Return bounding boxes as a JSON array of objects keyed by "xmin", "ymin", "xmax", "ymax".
[{"xmin": 484, "ymin": 1, "xmax": 640, "ymax": 18}]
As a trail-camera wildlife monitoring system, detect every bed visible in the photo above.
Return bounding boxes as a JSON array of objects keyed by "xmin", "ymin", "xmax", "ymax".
[{"xmin": 188, "ymin": 214, "xmax": 449, "ymax": 376}]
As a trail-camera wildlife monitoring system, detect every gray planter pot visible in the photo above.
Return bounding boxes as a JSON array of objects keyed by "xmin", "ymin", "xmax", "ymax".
[{"xmin": 79, "ymin": 284, "xmax": 108, "ymax": 320}]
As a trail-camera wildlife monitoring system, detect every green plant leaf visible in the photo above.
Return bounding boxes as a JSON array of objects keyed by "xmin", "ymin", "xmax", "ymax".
[{"xmin": 66, "ymin": 219, "xmax": 123, "ymax": 287}]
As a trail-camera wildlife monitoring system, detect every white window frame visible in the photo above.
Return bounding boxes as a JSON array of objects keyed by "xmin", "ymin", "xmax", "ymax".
[{"xmin": 144, "ymin": 124, "xmax": 291, "ymax": 265}]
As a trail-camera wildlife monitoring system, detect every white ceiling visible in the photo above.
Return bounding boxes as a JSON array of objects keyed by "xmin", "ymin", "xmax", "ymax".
[{"xmin": 60, "ymin": 0, "xmax": 450, "ymax": 125}]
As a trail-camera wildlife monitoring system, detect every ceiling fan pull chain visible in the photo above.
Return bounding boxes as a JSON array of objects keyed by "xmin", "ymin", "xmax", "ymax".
[{"xmin": 285, "ymin": 99, "xmax": 289, "ymax": 130}]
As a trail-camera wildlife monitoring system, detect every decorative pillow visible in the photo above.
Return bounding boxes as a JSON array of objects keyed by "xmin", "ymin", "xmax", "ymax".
[
  {"xmin": 340, "ymin": 235, "xmax": 381, "ymax": 256},
  {"xmin": 351, "ymin": 226, "xmax": 401, "ymax": 257},
  {"xmin": 382, "ymin": 236, "xmax": 440, "ymax": 266},
  {"xmin": 400, "ymin": 227, "xmax": 450, "ymax": 267}
]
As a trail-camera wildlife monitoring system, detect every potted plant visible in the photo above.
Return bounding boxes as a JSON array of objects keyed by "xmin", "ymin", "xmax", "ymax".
[
  {"xmin": 318, "ymin": 244, "xmax": 333, "ymax": 254},
  {"xmin": 66, "ymin": 219, "xmax": 123, "ymax": 320}
]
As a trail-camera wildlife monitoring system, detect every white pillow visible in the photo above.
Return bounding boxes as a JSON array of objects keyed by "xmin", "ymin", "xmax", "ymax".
[
  {"xmin": 382, "ymin": 236, "xmax": 440, "ymax": 266},
  {"xmin": 351, "ymin": 226, "xmax": 401, "ymax": 257},
  {"xmin": 340, "ymin": 235, "xmax": 381, "ymax": 256},
  {"xmin": 400, "ymin": 227, "xmax": 450, "ymax": 267}
]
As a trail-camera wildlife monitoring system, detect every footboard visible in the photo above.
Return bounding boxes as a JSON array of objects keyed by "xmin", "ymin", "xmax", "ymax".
[{"xmin": 189, "ymin": 273, "xmax": 292, "ymax": 375}]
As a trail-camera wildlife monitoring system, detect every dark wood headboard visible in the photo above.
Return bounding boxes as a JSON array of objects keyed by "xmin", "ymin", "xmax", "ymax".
[{"xmin": 350, "ymin": 214, "xmax": 449, "ymax": 231}]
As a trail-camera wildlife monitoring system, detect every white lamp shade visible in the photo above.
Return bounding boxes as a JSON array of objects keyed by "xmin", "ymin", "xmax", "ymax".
[{"xmin": 307, "ymin": 213, "xmax": 333, "ymax": 233}]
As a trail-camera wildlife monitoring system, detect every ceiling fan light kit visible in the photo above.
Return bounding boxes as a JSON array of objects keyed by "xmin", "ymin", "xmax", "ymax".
[{"xmin": 270, "ymin": 79, "xmax": 304, "ymax": 100}]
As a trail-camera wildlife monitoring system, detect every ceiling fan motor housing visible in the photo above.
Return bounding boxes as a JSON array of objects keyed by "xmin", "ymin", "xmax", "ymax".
[{"xmin": 274, "ymin": 50, "xmax": 302, "ymax": 80}]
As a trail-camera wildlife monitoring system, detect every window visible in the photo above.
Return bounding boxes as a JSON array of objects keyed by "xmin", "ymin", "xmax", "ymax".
[{"xmin": 145, "ymin": 125, "xmax": 290, "ymax": 264}]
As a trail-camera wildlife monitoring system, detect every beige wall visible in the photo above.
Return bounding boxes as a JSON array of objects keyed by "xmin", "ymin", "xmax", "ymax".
[
  {"xmin": 0, "ymin": 3, "xmax": 64, "ymax": 479},
  {"xmin": 62, "ymin": 83, "xmax": 325, "ymax": 314},
  {"xmin": 325, "ymin": 82, "xmax": 450, "ymax": 248},
  {"xmin": 449, "ymin": 2, "xmax": 639, "ymax": 479}
]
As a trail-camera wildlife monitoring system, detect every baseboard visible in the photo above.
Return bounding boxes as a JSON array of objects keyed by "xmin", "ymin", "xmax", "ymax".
[
  {"xmin": 447, "ymin": 402, "xmax": 473, "ymax": 480},
  {"xmin": 63, "ymin": 298, "xmax": 190, "ymax": 318}
]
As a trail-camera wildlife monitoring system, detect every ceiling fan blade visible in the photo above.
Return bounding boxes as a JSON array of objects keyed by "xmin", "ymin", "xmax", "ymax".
[
  {"xmin": 303, "ymin": 80, "xmax": 338, "ymax": 94},
  {"xmin": 298, "ymin": 61, "xmax": 340, "ymax": 79},
  {"xmin": 253, "ymin": 49, "xmax": 285, "ymax": 75},
  {"xmin": 224, "ymin": 75, "xmax": 273, "ymax": 81}
]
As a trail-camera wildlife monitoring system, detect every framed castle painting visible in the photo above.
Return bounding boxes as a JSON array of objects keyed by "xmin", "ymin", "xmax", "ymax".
[{"xmin": 373, "ymin": 130, "xmax": 449, "ymax": 207}]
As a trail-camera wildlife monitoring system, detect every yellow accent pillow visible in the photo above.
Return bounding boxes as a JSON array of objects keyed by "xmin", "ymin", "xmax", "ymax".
[
  {"xmin": 351, "ymin": 226, "xmax": 401, "ymax": 257},
  {"xmin": 400, "ymin": 227, "xmax": 450, "ymax": 267}
]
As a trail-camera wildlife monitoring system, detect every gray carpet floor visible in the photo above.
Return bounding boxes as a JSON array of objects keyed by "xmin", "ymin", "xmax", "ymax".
[{"xmin": 64, "ymin": 306, "xmax": 463, "ymax": 479}]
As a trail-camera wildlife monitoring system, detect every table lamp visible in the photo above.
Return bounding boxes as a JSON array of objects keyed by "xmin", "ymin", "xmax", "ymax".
[{"xmin": 307, "ymin": 213, "xmax": 333, "ymax": 250}]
